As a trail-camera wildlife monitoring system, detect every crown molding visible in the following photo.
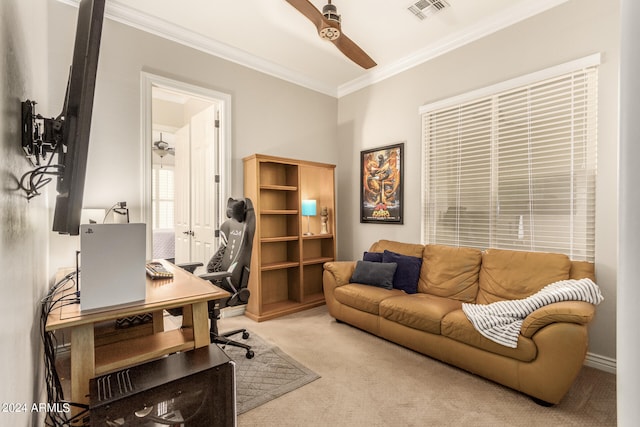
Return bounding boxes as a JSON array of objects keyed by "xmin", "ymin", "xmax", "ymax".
[
  {"xmin": 55, "ymin": 0, "xmax": 338, "ymax": 97},
  {"xmin": 337, "ymin": 0, "xmax": 570, "ymax": 97},
  {"xmin": 57, "ymin": 0, "xmax": 568, "ymax": 99}
]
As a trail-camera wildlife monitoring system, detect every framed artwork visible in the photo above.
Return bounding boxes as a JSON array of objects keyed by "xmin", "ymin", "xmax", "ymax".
[{"xmin": 360, "ymin": 142, "xmax": 404, "ymax": 224}]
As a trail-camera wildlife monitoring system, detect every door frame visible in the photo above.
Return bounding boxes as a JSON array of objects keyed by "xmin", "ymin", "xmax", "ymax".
[{"xmin": 140, "ymin": 72, "xmax": 232, "ymax": 258}]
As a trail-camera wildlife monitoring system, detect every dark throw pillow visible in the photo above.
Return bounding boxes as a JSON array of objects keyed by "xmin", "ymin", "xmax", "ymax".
[
  {"xmin": 350, "ymin": 260, "xmax": 397, "ymax": 290},
  {"xmin": 382, "ymin": 250, "xmax": 423, "ymax": 294},
  {"xmin": 363, "ymin": 251, "xmax": 383, "ymax": 262}
]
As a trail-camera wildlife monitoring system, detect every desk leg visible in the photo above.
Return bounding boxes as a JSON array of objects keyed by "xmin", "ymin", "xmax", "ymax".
[
  {"xmin": 181, "ymin": 305, "xmax": 193, "ymax": 328},
  {"xmin": 70, "ymin": 323, "xmax": 95, "ymax": 406},
  {"xmin": 191, "ymin": 301, "xmax": 210, "ymax": 348},
  {"xmin": 152, "ymin": 310, "xmax": 164, "ymax": 333}
]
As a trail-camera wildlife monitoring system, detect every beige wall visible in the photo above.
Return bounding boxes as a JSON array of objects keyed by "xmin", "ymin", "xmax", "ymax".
[
  {"xmin": 47, "ymin": 0, "xmax": 339, "ymax": 270},
  {"xmin": 0, "ymin": 0, "xmax": 51, "ymax": 424},
  {"xmin": 336, "ymin": 0, "xmax": 619, "ymax": 361}
]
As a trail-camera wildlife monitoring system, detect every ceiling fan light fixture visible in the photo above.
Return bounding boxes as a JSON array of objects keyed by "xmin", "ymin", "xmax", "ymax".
[
  {"xmin": 319, "ymin": 25, "xmax": 340, "ymax": 40},
  {"xmin": 152, "ymin": 132, "xmax": 175, "ymax": 162}
]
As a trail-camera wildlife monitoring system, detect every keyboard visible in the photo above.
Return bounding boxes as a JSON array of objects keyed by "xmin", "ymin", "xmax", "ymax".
[{"xmin": 146, "ymin": 262, "xmax": 174, "ymax": 279}]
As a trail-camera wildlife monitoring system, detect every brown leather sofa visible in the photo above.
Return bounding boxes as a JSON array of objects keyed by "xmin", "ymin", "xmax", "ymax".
[{"xmin": 322, "ymin": 240, "xmax": 598, "ymax": 405}]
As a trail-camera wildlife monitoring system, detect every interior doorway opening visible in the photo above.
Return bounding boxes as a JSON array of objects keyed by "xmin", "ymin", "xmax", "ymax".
[{"xmin": 141, "ymin": 73, "xmax": 232, "ymax": 267}]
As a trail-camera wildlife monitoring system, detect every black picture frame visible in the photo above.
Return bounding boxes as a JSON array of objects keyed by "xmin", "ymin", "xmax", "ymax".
[{"xmin": 360, "ymin": 142, "xmax": 404, "ymax": 224}]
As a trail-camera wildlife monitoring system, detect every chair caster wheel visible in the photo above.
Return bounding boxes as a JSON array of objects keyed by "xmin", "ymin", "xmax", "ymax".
[
  {"xmin": 242, "ymin": 331, "xmax": 250, "ymax": 339},
  {"xmin": 246, "ymin": 350, "xmax": 254, "ymax": 359}
]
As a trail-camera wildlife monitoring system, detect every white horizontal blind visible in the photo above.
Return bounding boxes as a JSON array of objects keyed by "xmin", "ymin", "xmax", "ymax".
[
  {"xmin": 152, "ymin": 166, "xmax": 175, "ymax": 230},
  {"xmin": 422, "ymin": 65, "xmax": 598, "ymax": 261}
]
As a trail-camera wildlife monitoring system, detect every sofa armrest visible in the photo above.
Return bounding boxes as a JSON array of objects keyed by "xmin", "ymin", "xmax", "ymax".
[
  {"xmin": 520, "ymin": 301, "xmax": 596, "ymax": 338},
  {"xmin": 323, "ymin": 261, "xmax": 356, "ymax": 288},
  {"xmin": 323, "ymin": 261, "xmax": 356, "ymax": 319}
]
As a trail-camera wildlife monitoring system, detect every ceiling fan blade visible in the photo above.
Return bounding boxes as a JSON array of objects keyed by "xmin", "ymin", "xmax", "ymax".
[
  {"xmin": 285, "ymin": 0, "xmax": 324, "ymax": 32},
  {"xmin": 285, "ymin": 0, "xmax": 377, "ymax": 69},
  {"xmin": 333, "ymin": 33, "xmax": 377, "ymax": 69}
]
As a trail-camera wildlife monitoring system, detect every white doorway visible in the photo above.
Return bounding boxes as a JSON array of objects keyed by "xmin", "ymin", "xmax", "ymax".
[{"xmin": 141, "ymin": 72, "xmax": 232, "ymax": 266}]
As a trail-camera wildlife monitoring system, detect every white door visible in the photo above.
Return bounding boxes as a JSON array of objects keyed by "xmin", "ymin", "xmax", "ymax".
[
  {"xmin": 172, "ymin": 105, "xmax": 219, "ymax": 266},
  {"xmin": 190, "ymin": 105, "xmax": 219, "ymax": 265},
  {"xmin": 173, "ymin": 124, "xmax": 191, "ymax": 264}
]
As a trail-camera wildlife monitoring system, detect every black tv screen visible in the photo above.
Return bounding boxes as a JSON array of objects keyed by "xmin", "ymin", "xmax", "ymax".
[{"xmin": 52, "ymin": 0, "xmax": 106, "ymax": 235}]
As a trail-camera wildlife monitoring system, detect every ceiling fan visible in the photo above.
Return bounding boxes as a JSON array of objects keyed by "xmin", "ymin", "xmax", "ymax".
[
  {"xmin": 285, "ymin": 0, "xmax": 377, "ymax": 69},
  {"xmin": 153, "ymin": 133, "xmax": 175, "ymax": 158}
]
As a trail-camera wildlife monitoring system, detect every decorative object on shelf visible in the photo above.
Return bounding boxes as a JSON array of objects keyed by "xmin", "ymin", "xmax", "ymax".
[
  {"xmin": 302, "ymin": 199, "xmax": 317, "ymax": 235},
  {"xmin": 360, "ymin": 142, "xmax": 404, "ymax": 224},
  {"xmin": 320, "ymin": 206, "xmax": 329, "ymax": 234}
]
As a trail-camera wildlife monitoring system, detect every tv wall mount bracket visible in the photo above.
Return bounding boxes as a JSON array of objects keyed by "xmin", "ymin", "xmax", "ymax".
[{"xmin": 20, "ymin": 100, "xmax": 65, "ymax": 199}]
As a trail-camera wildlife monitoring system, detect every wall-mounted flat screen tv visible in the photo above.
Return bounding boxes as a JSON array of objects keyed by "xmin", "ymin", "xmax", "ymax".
[{"xmin": 52, "ymin": 0, "xmax": 106, "ymax": 235}]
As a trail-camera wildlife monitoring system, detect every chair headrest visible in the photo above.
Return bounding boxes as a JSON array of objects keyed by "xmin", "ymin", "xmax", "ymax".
[{"xmin": 227, "ymin": 198, "xmax": 247, "ymax": 222}]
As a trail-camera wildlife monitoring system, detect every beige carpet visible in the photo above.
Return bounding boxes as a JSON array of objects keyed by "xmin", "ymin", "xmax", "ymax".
[{"xmin": 218, "ymin": 305, "xmax": 616, "ymax": 427}]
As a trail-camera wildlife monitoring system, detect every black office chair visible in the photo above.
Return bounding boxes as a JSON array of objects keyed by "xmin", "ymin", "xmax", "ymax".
[{"xmin": 179, "ymin": 197, "xmax": 256, "ymax": 359}]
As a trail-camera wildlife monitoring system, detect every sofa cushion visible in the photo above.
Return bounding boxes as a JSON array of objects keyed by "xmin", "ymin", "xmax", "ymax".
[
  {"xmin": 382, "ymin": 250, "xmax": 422, "ymax": 294},
  {"xmin": 380, "ymin": 294, "xmax": 462, "ymax": 334},
  {"xmin": 335, "ymin": 284, "xmax": 404, "ymax": 315},
  {"xmin": 441, "ymin": 309, "xmax": 537, "ymax": 362},
  {"xmin": 350, "ymin": 260, "xmax": 397, "ymax": 290},
  {"xmin": 363, "ymin": 251, "xmax": 383, "ymax": 262},
  {"xmin": 368, "ymin": 240, "xmax": 424, "ymax": 258},
  {"xmin": 477, "ymin": 249, "xmax": 571, "ymax": 304},
  {"xmin": 418, "ymin": 245, "xmax": 482, "ymax": 302}
]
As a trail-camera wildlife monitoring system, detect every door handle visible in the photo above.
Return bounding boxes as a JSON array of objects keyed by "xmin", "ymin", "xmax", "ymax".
[{"xmin": 182, "ymin": 230, "xmax": 194, "ymax": 236}]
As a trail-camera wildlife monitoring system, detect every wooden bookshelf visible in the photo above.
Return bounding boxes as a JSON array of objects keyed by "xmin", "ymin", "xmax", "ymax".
[{"xmin": 244, "ymin": 154, "xmax": 336, "ymax": 321}]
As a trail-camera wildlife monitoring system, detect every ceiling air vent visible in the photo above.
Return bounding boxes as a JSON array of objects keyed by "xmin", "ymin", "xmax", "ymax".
[{"xmin": 408, "ymin": 0, "xmax": 450, "ymax": 20}]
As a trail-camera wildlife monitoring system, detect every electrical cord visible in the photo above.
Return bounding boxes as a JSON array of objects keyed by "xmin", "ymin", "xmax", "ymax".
[
  {"xmin": 18, "ymin": 155, "xmax": 63, "ymax": 200},
  {"xmin": 102, "ymin": 202, "xmax": 129, "ymax": 224},
  {"xmin": 41, "ymin": 272, "xmax": 91, "ymax": 427}
]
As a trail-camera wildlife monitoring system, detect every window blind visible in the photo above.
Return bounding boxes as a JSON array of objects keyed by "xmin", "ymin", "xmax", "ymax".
[
  {"xmin": 152, "ymin": 166, "xmax": 175, "ymax": 230},
  {"xmin": 422, "ymin": 63, "xmax": 598, "ymax": 261}
]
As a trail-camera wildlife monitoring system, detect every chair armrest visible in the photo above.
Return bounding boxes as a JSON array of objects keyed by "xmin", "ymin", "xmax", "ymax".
[
  {"xmin": 520, "ymin": 301, "xmax": 596, "ymax": 338},
  {"xmin": 199, "ymin": 271, "xmax": 232, "ymax": 282},
  {"xmin": 176, "ymin": 262, "xmax": 204, "ymax": 274}
]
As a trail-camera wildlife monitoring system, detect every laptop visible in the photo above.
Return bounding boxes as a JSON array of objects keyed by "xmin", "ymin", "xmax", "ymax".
[{"xmin": 80, "ymin": 223, "xmax": 147, "ymax": 312}]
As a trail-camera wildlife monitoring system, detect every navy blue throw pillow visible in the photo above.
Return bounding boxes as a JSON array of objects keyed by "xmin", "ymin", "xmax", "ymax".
[
  {"xmin": 350, "ymin": 260, "xmax": 397, "ymax": 290},
  {"xmin": 363, "ymin": 251, "xmax": 383, "ymax": 262},
  {"xmin": 382, "ymin": 250, "xmax": 422, "ymax": 294}
]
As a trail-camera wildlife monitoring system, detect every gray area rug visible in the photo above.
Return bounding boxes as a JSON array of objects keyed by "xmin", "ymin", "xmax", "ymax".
[{"xmin": 220, "ymin": 331, "xmax": 320, "ymax": 414}]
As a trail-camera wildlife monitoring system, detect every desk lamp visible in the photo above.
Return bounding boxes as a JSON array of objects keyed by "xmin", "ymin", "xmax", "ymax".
[{"xmin": 302, "ymin": 199, "xmax": 317, "ymax": 235}]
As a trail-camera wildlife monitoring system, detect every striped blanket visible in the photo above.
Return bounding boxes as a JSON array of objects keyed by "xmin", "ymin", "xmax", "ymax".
[{"xmin": 462, "ymin": 278, "xmax": 603, "ymax": 348}]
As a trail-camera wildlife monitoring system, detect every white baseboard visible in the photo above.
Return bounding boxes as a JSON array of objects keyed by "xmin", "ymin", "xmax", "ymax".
[{"xmin": 584, "ymin": 352, "xmax": 616, "ymax": 374}]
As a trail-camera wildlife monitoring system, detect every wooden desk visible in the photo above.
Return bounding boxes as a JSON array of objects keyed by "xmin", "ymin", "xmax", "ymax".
[{"xmin": 46, "ymin": 260, "xmax": 230, "ymax": 406}]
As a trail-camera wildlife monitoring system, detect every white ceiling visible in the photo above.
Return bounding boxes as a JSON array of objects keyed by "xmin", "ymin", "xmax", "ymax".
[{"xmin": 60, "ymin": 0, "xmax": 568, "ymax": 97}]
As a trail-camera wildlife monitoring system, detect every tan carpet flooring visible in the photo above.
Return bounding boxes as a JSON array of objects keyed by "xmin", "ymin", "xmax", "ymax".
[{"xmin": 218, "ymin": 305, "xmax": 616, "ymax": 427}]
